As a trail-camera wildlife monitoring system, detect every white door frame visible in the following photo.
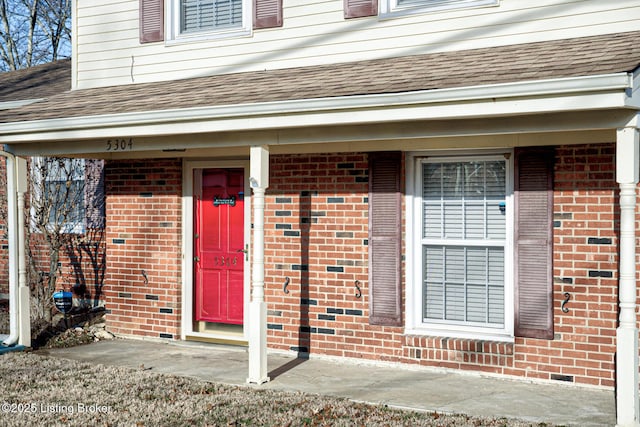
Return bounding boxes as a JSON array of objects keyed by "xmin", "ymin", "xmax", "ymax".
[{"xmin": 181, "ymin": 159, "xmax": 251, "ymax": 342}]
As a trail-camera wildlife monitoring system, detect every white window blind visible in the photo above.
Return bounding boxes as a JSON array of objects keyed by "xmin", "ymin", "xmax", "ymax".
[
  {"xmin": 181, "ymin": 0, "xmax": 243, "ymax": 33},
  {"xmin": 422, "ymin": 159, "xmax": 506, "ymax": 327}
]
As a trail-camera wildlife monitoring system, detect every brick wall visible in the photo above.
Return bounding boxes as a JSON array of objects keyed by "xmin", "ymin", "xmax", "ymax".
[
  {"xmin": 17, "ymin": 144, "xmax": 620, "ymax": 386},
  {"xmin": 264, "ymin": 154, "xmax": 391, "ymax": 358},
  {"xmin": 104, "ymin": 159, "xmax": 182, "ymax": 339},
  {"xmin": 27, "ymin": 231, "xmax": 106, "ymax": 312},
  {"xmin": 264, "ymin": 145, "xmax": 620, "ymax": 388}
]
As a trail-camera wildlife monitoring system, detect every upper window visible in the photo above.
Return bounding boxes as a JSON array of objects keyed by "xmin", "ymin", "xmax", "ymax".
[
  {"xmin": 381, "ymin": 0, "xmax": 499, "ymax": 17},
  {"xmin": 167, "ymin": 0, "xmax": 252, "ymax": 42}
]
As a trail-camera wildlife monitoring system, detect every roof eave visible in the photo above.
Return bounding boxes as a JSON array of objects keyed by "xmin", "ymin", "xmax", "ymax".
[{"xmin": 0, "ymin": 72, "xmax": 636, "ymax": 144}]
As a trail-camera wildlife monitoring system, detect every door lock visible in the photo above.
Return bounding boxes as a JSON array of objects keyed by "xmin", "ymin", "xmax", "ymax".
[
  {"xmin": 237, "ymin": 244, "xmax": 249, "ymax": 261},
  {"xmin": 193, "ymin": 256, "xmax": 200, "ymax": 262}
]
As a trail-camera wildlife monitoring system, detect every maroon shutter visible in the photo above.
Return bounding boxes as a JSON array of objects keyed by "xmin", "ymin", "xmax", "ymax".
[
  {"xmin": 254, "ymin": 0, "xmax": 282, "ymax": 29},
  {"xmin": 514, "ymin": 147, "xmax": 554, "ymax": 339},
  {"xmin": 140, "ymin": 0, "xmax": 164, "ymax": 43},
  {"xmin": 344, "ymin": 0, "xmax": 377, "ymax": 18},
  {"xmin": 368, "ymin": 152, "xmax": 402, "ymax": 326},
  {"xmin": 84, "ymin": 160, "xmax": 105, "ymax": 230}
]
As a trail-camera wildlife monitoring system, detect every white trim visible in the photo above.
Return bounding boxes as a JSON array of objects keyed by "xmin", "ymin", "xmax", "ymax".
[
  {"xmin": 380, "ymin": 0, "xmax": 499, "ymax": 20},
  {"xmin": 71, "ymin": 0, "xmax": 78, "ymax": 90},
  {"xmin": 181, "ymin": 159, "xmax": 251, "ymax": 343},
  {"xmin": 406, "ymin": 150, "xmax": 514, "ymax": 341},
  {"xmin": 0, "ymin": 73, "xmax": 633, "ymax": 143}
]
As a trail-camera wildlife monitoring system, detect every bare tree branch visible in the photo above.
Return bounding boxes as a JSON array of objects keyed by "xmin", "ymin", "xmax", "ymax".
[{"xmin": 0, "ymin": 0, "xmax": 70, "ymax": 71}]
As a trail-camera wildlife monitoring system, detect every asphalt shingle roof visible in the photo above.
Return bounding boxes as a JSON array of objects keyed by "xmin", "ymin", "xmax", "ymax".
[
  {"xmin": 0, "ymin": 59, "xmax": 71, "ymax": 103},
  {"xmin": 1, "ymin": 31, "xmax": 639, "ymax": 124}
]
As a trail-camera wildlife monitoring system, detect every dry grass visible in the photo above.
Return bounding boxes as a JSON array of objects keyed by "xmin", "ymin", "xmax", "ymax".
[
  {"xmin": 0, "ymin": 307, "xmax": 552, "ymax": 426},
  {"xmin": 0, "ymin": 352, "xmax": 552, "ymax": 427}
]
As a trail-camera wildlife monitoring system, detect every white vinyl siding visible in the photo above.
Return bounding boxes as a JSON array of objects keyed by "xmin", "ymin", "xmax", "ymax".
[
  {"xmin": 415, "ymin": 155, "xmax": 512, "ymax": 337},
  {"xmin": 74, "ymin": 0, "xmax": 640, "ymax": 88}
]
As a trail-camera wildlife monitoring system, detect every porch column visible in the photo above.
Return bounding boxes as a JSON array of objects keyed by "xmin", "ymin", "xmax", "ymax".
[
  {"xmin": 16, "ymin": 157, "xmax": 30, "ymax": 347},
  {"xmin": 247, "ymin": 145, "xmax": 269, "ymax": 384},
  {"xmin": 616, "ymin": 125, "xmax": 640, "ymax": 427}
]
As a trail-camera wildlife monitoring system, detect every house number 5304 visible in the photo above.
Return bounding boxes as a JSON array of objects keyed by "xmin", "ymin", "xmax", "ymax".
[{"xmin": 106, "ymin": 138, "xmax": 133, "ymax": 151}]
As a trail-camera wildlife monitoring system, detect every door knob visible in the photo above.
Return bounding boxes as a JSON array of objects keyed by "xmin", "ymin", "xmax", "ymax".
[
  {"xmin": 193, "ymin": 256, "xmax": 200, "ymax": 262},
  {"xmin": 237, "ymin": 244, "xmax": 249, "ymax": 261}
]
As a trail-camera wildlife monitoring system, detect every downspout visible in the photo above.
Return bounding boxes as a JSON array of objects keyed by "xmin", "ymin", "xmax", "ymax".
[{"xmin": 1, "ymin": 148, "xmax": 19, "ymax": 346}]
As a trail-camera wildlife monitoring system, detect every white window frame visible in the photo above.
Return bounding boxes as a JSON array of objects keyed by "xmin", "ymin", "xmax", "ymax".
[
  {"xmin": 166, "ymin": 0, "xmax": 252, "ymax": 44},
  {"xmin": 380, "ymin": 0, "xmax": 499, "ymax": 19},
  {"xmin": 406, "ymin": 151, "xmax": 514, "ymax": 342}
]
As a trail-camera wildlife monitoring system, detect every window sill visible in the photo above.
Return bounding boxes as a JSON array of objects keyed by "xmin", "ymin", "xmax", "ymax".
[
  {"xmin": 165, "ymin": 28, "xmax": 252, "ymax": 46},
  {"xmin": 404, "ymin": 326, "xmax": 514, "ymax": 344},
  {"xmin": 403, "ymin": 334, "xmax": 515, "ymax": 356}
]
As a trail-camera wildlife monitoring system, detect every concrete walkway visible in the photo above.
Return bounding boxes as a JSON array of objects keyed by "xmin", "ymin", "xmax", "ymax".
[{"xmin": 37, "ymin": 339, "xmax": 616, "ymax": 426}]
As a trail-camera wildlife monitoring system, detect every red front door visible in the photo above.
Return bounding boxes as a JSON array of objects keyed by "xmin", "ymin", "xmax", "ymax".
[{"xmin": 194, "ymin": 168, "xmax": 245, "ymax": 325}]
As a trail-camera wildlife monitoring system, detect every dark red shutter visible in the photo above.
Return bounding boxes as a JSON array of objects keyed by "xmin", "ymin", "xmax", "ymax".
[
  {"xmin": 344, "ymin": 0, "xmax": 377, "ymax": 18},
  {"xmin": 368, "ymin": 152, "xmax": 402, "ymax": 326},
  {"xmin": 140, "ymin": 0, "xmax": 164, "ymax": 43},
  {"xmin": 254, "ymin": 0, "xmax": 282, "ymax": 29},
  {"xmin": 514, "ymin": 147, "xmax": 554, "ymax": 339}
]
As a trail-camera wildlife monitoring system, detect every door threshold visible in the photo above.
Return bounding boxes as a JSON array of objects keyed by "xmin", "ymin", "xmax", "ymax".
[{"xmin": 185, "ymin": 335, "xmax": 248, "ymax": 346}]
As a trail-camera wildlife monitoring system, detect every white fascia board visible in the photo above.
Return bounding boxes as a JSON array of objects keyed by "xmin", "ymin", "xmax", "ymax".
[{"xmin": 0, "ymin": 73, "xmax": 634, "ymax": 143}]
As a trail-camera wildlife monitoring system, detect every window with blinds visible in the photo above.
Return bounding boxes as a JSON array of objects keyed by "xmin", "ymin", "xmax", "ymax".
[
  {"xmin": 181, "ymin": 0, "xmax": 243, "ymax": 33},
  {"xmin": 421, "ymin": 158, "xmax": 507, "ymax": 329},
  {"xmin": 165, "ymin": 0, "xmax": 251, "ymax": 41}
]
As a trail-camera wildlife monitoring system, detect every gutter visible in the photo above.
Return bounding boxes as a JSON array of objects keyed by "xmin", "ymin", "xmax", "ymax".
[
  {"xmin": 0, "ymin": 73, "xmax": 633, "ymax": 142},
  {"xmin": 1, "ymin": 149, "xmax": 19, "ymax": 346}
]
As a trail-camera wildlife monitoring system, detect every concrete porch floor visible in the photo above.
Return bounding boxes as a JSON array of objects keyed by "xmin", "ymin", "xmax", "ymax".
[{"xmin": 37, "ymin": 339, "xmax": 616, "ymax": 426}]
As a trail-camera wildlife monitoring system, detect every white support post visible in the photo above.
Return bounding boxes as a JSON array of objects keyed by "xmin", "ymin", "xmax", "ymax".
[
  {"xmin": 616, "ymin": 125, "xmax": 640, "ymax": 427},
  {"xmin": 16, "ymin": 157, "xmax": 30, "ymax": 347},
  {"xmin": 247, "ymin": 146, "xmax": 269, "ymax": 384}
]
